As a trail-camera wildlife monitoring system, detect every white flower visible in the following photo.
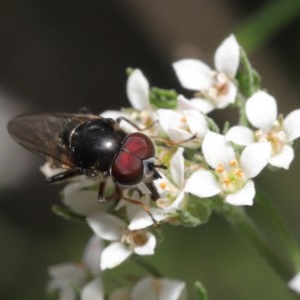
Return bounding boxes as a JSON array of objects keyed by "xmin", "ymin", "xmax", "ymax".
[
  {"xmin": 173, "ymin": 34, "xmax": 240, "ymax": 113},
  {"xmin": 126, "ymin": 68, "xmax": 150, "ymax": 110},
  {"xmin": 81, "ymin": 278, "xmax": 104, "ymax": 300},
  {"xmin": 185, "ymin": 131, "xmax": 271, "ymax": 205},
  {"xmin": 226, "ymin": 90, "xmax": 300, "ymax": 169},
  {"xmin": 131, "ymin": 277, "xmax": 186, "ymax": 300},
  {"xmin": 87, "ymin": 212, "xmax": 156, "ymax": 270},
  {"xmin": 288, "ymin": 272, "xmax": 300, "ymax": 294},
  {"xmin": 47, "ymin": 235, "xmax": 103, "ymax": 300},
  {"xmin": 129, "ymin": 147, "xmax": 189, "ymax": 230},
  {"xmin": 157, "ymin": 96, "xmax": 208, "ymax": 148},
  {"xmin": 40, "ymin": 162, "xmax": 65, "ymax": 178}
]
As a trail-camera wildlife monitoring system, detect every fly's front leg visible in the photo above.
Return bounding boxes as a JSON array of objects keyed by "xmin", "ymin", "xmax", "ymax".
[
  {"xmin": 116, "ymin": 116, "xmax": 157, "ymax": 131},
  {"xmin": 45, "ymin": 168, "xmax": 82, "ymax": 183}
]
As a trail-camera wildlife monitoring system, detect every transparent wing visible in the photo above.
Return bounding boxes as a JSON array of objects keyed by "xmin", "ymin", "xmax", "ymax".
[{"xmin": 7, "ymin": 112, "xmax": 101, "ymax": 168}]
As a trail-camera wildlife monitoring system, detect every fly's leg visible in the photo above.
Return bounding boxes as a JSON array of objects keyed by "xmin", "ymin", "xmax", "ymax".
[
  {"xmin": 45, "ymin": 169, "xmax": 82, "ymax": 183},
  {"xmin": 116, "ymin": 186, "xmax": 158, "ymax": 226},
  {"xmin": 116, "ymin": 116, "xmax": 157, "ymax": 131}
]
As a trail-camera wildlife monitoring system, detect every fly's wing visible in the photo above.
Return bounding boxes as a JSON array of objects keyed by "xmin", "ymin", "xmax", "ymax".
[{"xmin": 7, "ymin": 112, "xmax": 101, "ymax": 169}]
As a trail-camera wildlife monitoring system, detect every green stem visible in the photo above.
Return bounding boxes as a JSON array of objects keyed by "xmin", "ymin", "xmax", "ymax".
[
  {"xmin": 217, "ymin": 205, "xmax": 292, "ymax": 281},
  {"xmin": 255, "ymin": 190, "xmax": 300, "ymax": 271},
  {"xmin": 131, "ymin": 255, "xmax": 163, "ymax": 278}
]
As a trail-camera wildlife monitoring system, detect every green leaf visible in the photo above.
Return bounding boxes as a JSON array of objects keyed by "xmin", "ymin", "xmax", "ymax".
[
  {"xmin": 149, "ymin": 87, "xmax": 178, "ymax": 109},
  {"xmin": 52, "ymin": 204, "xmax": 86, "ymax": 223},
  {"xmin": 236, "ymin": 0, "xmax": 300, "ymax": 53},
  {"xmin": 194, "ymin": 281, "xmax": 208, "ymax": 300},
  {"xmin": 179, "ymin": 195, "xmax": 212, "ymax": 227}
]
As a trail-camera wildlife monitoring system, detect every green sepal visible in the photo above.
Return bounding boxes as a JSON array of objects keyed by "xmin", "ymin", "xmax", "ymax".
[
  {"xmin": 149, "ymin": 87, "xmax": 178, "ymax": 109},
  {"xmin": 52, "ymin": 204, "xmax": 86, "ymax": 223},
  {"xmin": 126, "ymin": 67, "xmax": 134, "ymax": 76},
  {"xmin": 204, "ymin": 115, "xmax": 220, "ymax": 133},
  {"xmin": 194, "ymin": 281, "xmax": 208, "ymax": 300},
  {"xmin": 178, "ymin": 195, "xmax": 212, "ymax": 227},
  {"xmin": 236, "ymin": 48, "xmax": 261, "ymax": 98}
]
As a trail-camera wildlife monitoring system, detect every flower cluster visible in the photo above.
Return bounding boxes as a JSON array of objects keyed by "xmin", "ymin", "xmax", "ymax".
[
  {"xmin": 47, "ymin": 235, "xmax": 186, "ymax": 300},
  {"xmin": 45, "ymin": 34, "xmax": 300, "ymax": 298}
]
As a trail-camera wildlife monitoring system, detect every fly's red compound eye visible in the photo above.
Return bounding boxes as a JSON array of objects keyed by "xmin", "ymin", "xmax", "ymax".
[
  {"xmin": 123, "ymin": 132, "xmax": 155, "ymax": 159},
  {"xmin": 111, "ymin": 151, "xmax": 143, "ymax": 186},
  {"xmin": 111, "ymin": 132, "xmax": 155, "ymax": 186}
]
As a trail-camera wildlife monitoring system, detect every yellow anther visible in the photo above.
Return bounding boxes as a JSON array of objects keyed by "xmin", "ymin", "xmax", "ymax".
[
  {"xmin": 222, "ymin": 178, "xmax": 230, "ymax": 186},
  {"xmin": 235, "ymin": 169, "xmax": 244, "ymax": 178},
  {"xmin": 216, "ymin": 164, "xmax": 224, "ymax": 173},
  {"xmin": 180, "ymin": 116, "xmax": 187, "ymax": 123},
  {"xmin": 159, "ymin": 182, "xmax": 167, "ymax": 190},
  {"xmin": 229, "ymin": 160, "xmax": 238, "ymax": 167}
]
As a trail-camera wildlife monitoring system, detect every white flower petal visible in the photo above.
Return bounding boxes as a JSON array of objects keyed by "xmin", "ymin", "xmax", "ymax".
[
  {"xmin": 129, "ymin": 208, "xmax": 166, "ymax": 230},
  {"xmin": 166, "ymin": 190, "xmax": 186, "ymax": 212},
  {"xmin": 215, "ymin": 80, "xmax": 237, "ymax": 108},
  {"xmin": 48, "ymin": 263, "xmax": 87, "ymax": 286},
  {"xmin": 62, "ymin": 178, "xmax": 96, "ymax": 198},
  {"xmin": 167, "ymin": 128, "xmax": 195, "ymax": 146},
  {"xmin": 226, "ymin": 126, "xmax": 254, "ymax": 145},
  {"xmin": 284, "ymin": 109, "xmax": 300, "ymax": 142},
  {"xmin": 214, "ymin": 34, "xmax": 240, "ymax": 77},
  {"xmin": 170, "ymin": 147, "xmax": 185, "ymax": 187},
  {"xmin": 172, "ymin": 59, "xmax": 213, "ymax": 90},
  {"xmin": 157, "ymin": 109, "xmax": 181, "ymax": 133},
  {"xmin": 132, "ymin": 277, "xmax": 186, "ymax": 300},
  {"xmin": 246, "ymin": 91, "xmax": 277, "ymax": 131},
  {"xmin": 185, "ymin": 170, "xmax": 221, "ymax": 198},
  {"xmin": 182, "ymin": 109, "xmax": 208, "ymax": 137},
  {"xmin": 177, "ymin": 94, "xmax": 214, "ymax": 114},
  {"xmin": 177, "ymin": 94, "xmax": 196, "ymax": 110},
  {"xmin": 241, "ymin": 142, "xmax": 271, "ymax": 178},
  {"xmin": 83, "ymin": 235, "xmax": 102, "ymax": 276},
  {"xmin": 40, "ymin": 162, "xmax": 64, "ymax": 178},
  {"xmin": 87, "ymin": 212, "xmax": 125, "ymax": 241},
  {"xmin": 63, "ymin": 190, "xmax": 101, "ymax": 216},
  {"xmin": 225, "ymin": 181, "xmax": 255, "ymax": 206},
  {"xmin": 269, "ymin": 145, "xmax": 294, "ymax": 169},
  {"xmin": 131, "ymin": 277, "xmax": 158, "ymax": 300},
  {"xmin": 134, "ymin": 232, "xmax": 156, "ymax": 255},
  {"xmin": 100, "ymin": 242, "xmax": 132, "ymax": 270},
  {"xmin": 100, "ymin": 110, "xmax": 127, "ymax": 120},
  {"xmin": 159, "ymin": 279, "xmax": 186, "ymax": 300},
  {"xmin": 202, "ymin": 132, "xmax": 235, "ymax": 169},
  {"xmin": 288, "ymin": 272, "xmax": 300, "ymax": 294},
  {"xmin": 126, "ymin": 69, "xmax": 149, "ymax": 110},
  {"xmin": 190, "ymin": 97, "xmax": 215, "ymax": 113},
  {"xmin": 81, "ymin": 278, "xmax": 104, "ymax": 300}
]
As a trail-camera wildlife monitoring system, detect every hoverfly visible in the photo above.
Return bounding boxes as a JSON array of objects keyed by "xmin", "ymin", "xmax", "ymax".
[{"xmin": 7, "ymin": 112, "xmax": 164, "ymax": 209}]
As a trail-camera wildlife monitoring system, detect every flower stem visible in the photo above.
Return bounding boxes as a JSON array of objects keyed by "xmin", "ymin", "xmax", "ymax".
[
  {"xmin": 131, "ymin": 255, "xmax": 163, "ymax": 278},
  {"xmin": 255, "ymin": 189, "xmax": 300, "ymax": 271},
  {"xmin": 217, "ymin": 204, "xmax": 292, "ymax": 281},
  {"xmin": 236, "ymin": 0, "xmax": 300, "ymax": 53}
]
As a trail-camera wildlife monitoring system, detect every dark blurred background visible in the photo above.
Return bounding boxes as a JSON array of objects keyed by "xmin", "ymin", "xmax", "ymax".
[{"xmin": 1, "ymin": 1, "xmax": 300, "ymax": 299}]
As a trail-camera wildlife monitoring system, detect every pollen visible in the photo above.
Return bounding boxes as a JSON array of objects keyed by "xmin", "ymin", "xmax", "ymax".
[
  {"xmin": 159, "ymin": 182, "xmax": 167, "ymax": 190},
  {"xmin": 132, "ymin": 231, "xmax": 147, "ymax": 246},
  {"xmin": 180, "ymin": 116, "xmax": 187, "ymax": 123},
  {"xmin": 235, "ymin": 169, "xmax": 244, "ymax": 178},
  {"xmin": 216, "ymin": 164, "xmax": 224, "ymax": 173},
  {"xmin": 222, "ymin": 177, "xmax": 230, "ymax": 186},
  {"xmin": 229, "ymin": 159, "xmax": 237, "ymax": 167}
]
